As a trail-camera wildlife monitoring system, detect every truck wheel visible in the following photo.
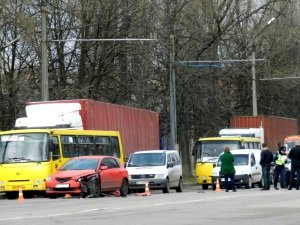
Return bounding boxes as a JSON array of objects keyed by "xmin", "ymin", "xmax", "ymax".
[
  {"xmin": 245, "ymin": 176, "xmax": 252, "ymax": 189},
  {"xmin": 202, "ymin": 184, "xmax": 208, "ymax": 190},
  {"xmin": 176, "ymin": 178, "xmax": 183, "ymax": 192},
  {"xmin": 163, "ymin": 178, "xmax": 170, "ymax": 193}
]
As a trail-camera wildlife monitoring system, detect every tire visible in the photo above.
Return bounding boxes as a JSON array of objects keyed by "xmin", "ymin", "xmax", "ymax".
[
  {"xmin": 245, "ymin": 176, "xmax": 252, "ymax": 189},
  {"xmin": 6, "ymin": 192, "xmax": 18, "ymax": 199},
  {"xmin": 120, "ymin": 179, "xmax": 129, "ymax": 196},
  {"xmin": 163, "ymin": 178, "xmax": 170, "ymax": 193},
  {"xmin": 202, "ymin": 184, "xmax": 208, "ymax": 190},
  {"xmin": 91, "ymin": 179, "xmax": 101, "ymax": 197},
  {"xmin": 175, "ymin": 178, "xmax": 183, "ymax": 192}
]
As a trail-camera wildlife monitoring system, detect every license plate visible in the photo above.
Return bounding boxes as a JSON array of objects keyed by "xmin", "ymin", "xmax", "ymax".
[
  {"xmin": 55, "ymin": 183, "xmax": 69, "ymax": 188},
  {"xmin": 136, "ymin": 181, "xmax": 146, "ymax": 185}
]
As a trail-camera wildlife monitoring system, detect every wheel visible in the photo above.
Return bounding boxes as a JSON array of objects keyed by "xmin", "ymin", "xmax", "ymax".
[
  {"xmin": 163, "ymin": 178, "xmax": 170, "ymax": 193},
  {"xmin": 245, "ymin": 176, "xmax": 252, "ymax": 189},
  {"xmin": 90, "ymin": 179, "xmax": 101, "ymax": 197},
  {"xmin": 175, "ymin": 178, "xmax": 183, "ymax": 192},
  {"xmin": 202, "ymin": 184, "xmax": 208, "ymax": 190},
  {"xmin": 120, "ymin": 178, "xmax": 129, "ymax": 196},
  {"xmin": 6, "ymin": 192, "xmax": 18, "ymax": 199}
]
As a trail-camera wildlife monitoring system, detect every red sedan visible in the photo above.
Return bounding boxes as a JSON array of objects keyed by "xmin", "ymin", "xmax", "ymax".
[{"xmin": 45, "ymin": 156, "xmax": 129, "ymax": 198}]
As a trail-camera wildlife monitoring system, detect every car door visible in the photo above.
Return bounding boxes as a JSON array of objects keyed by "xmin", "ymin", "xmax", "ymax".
[
  {"xmin": 107, "ymin": 158, "xmax": 123, "ymax": 189},
  {"xmin": 100, "ymin": 157, "xmax": 122, "ymax": 190},
  {"xmin": 99, "ymin": 158, "xmax": 114, "ymax": 190},
  {"xmin": 250, "ymin": 153, "xmax": 260, "ymax": 183},
  {"xmin": 168, "ymin": 153, "xmax": 178, "ymax": 187}
]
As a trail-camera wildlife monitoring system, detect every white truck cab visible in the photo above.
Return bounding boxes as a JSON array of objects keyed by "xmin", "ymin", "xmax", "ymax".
[{"xmin": 212, "ymin": 149, "xmax": 262, "ymax": 189}]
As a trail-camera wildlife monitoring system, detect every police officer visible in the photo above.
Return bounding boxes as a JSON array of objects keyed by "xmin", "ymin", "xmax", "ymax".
[{"xmin": 273, "ymin": 146, "xmax": 287, "ymax": 190}]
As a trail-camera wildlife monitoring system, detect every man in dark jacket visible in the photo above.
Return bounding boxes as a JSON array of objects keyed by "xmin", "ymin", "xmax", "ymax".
[
  {"xmin": 288, "ymin": 145, "xmax": 300, "ymax": 190},
  {"xmin": 260, "ymin": 143, "xmax": 274, "ymax": 190}
]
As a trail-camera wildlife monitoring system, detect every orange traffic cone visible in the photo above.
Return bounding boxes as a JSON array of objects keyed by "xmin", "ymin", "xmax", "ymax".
[
  {"xmin": 18, "ymin": 187, "xmax": 24, "ymax": 203},
  {"xmin": 64, "ymin": 193, "xmax": 71, "ymax": 199},
  {"xmin": 135, "ymin": 182, "xmax": 151, "ymax": 196},
  {"xmin": 215, "ymin": 178, "xmax": 221, "ymax": 192},
  {"xmin": 142, "ymin": 182, "xmax": 151, "ymax": 196}
]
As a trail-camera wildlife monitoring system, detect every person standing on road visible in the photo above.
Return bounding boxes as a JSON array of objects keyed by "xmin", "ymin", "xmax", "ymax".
[
  {"xmin": 273, "ymin": 146, "xmax": 287, "ymax": 190},
  {"xmin": 259, "ymin": 143, "xmax": 273, "ymax": 190},
  {"xmin": 287, "ymin": 144, "xmax": 300, "ymax": 190},
  {"xmin": 220, "ymin": 147, "xmax": 236, "ymax": 192}
]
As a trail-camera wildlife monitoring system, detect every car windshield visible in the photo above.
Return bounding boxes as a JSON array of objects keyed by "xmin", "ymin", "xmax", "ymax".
[
  {"xmin": 201, "ymin": 141, "xmax": 241, "ymax": 158},
  {"xmin": 0, "ymin": 133, "xmax": 49, "ymax": 163},
  {"xmin": 217, "ymin": 154, "xmax": 249, "ymax": 166},
  {"xmin": 61, "ymin": 158, "xmax": 99, "ymax": 170},
  {"xmin": 127, "ymin": 153, "xmax": 166, "ymax": 167}
]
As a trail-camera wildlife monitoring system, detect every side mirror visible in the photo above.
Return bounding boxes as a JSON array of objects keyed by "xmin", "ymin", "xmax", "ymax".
[
  {"xmin": 100, "ymin": 165, "xmax": 108, "ymax": 170},
  {"xmin": 167, "ymin": 162, "xmax": 174, "ymax": 168}
]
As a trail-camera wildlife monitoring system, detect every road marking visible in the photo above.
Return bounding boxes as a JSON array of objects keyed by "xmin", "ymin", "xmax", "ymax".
[{"xmin": 0, "ymin": 191, "xmax": 280, "ymax": 221}]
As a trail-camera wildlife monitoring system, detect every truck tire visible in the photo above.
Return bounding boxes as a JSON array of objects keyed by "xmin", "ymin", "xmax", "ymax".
[{"xmin": 245, "ymin": 176, "xmax": 252, "ymax": 189}]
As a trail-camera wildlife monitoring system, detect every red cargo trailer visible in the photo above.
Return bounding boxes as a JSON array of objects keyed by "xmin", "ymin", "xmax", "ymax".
[
  {"xmin": 230, "ymin": 116, "xmax": 298, "ymax": 152},
  {"xmin": 19, "ymin": 99, "xmax": 160, "ymax": 159}
]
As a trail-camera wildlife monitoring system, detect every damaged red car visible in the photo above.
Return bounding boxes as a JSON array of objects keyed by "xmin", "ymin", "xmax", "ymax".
[{"xmin": 45, "ymin": 155, "xmax": 129, "ymax": 198}]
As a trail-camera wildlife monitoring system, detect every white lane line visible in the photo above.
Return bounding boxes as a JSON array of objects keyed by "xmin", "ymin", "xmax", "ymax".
[{"xmin": 0, "ymin": 192, "xmax": 277, "ymax": 221}]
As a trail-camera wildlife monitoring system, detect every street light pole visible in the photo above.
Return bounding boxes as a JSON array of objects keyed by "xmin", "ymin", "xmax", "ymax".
[
  {"xmin": 41, "ymin": 0, "xmax": 48, "ymax": 101},
  {"xmin": 169, "ymin": 35, "xmax": 177, "ymax": 150},
  {"xmin": 252, "ymin": 51, "xmax": 258, "ymax": 116}
]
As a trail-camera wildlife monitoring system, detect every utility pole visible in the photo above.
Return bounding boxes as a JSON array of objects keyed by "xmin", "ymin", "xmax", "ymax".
[
  {"xmin": 41, "ymin": 0, "xmax": 48, "ymax": 101},
  {"xmin": 252, "ymin": 52, "xmax": 257, "ymax": 116},
  {"xmin": 169, "ymin": 35, "xmax": 177, "ymax": 150}
]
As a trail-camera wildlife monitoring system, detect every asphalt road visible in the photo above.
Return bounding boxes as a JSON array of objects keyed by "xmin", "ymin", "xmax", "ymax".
[{"xmin": 1, "ymin": 185, "xmax": 300, "ymax": 225}]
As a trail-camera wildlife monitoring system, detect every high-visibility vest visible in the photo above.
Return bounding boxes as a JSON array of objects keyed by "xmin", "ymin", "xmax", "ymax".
[{"xmin": 275, "ymin": 153, "xmax": 284, "ymax": 166}]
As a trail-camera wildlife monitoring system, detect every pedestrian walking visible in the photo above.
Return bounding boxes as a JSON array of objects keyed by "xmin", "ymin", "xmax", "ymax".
[
  {"xmin": 259, "ymin": 143, "xmax": 273, "ymax": 190},
  {"xmin": 273, "ymin": 146, "xmax": 287, "ymax": 190},
  {"xmin": 220, "ymin": 147, "xmax": 236, "ymax": 192},
  {"xmin": 288, "ymin": 144, "xmax": 300, "ymax": 190}
]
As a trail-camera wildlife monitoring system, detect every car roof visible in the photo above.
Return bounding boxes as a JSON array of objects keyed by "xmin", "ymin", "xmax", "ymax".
[{"xmin": 131, "ymin": 150, "xmax": 178, "ymax": 154}]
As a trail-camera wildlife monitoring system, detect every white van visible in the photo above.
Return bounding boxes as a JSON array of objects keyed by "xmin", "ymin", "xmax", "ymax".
[
  {"xmin": 211, "ymin": 149, "xmax": 262, "ymax": 189},
  {"xmin": 126, "ymin": 150, "xmax": 183, "ymax": 193}
]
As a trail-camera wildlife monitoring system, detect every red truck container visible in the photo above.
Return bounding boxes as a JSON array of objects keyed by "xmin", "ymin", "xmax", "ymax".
[
  {"xmin": 24, "ymin": 99, "xmax": 160, "ymax": 159},
  {"xmin": 230, "ymin": 116, "xmax": 298, "ymax": 152}
]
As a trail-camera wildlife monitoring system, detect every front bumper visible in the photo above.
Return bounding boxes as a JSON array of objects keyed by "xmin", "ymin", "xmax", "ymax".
[
  {"xmin": 212, "ymin": 174, "xmax": 249, "ymax": 185},
  {"xmin": 129, "ymin": 179, "xmax": 167, "ymax": 190}
]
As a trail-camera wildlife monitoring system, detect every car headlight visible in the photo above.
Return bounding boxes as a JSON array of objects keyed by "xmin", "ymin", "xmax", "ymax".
[
  {"xmin": 33, "ymin": 179, "xmax": 44, "ymax": 184},
  {"xmin": 0, "ymin": 180, "xmax": 4, "ymax": 185},
  {"xmin": 45, "ymin": 177, "xmax": 52, "ymax": 182},
  {"xmin": 155, "ymin": 174, "xmax": 165, "ymax": 179},
  {"xmin": 76, "ymin": 177, "xmax": 83, "ymax": 182}
]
